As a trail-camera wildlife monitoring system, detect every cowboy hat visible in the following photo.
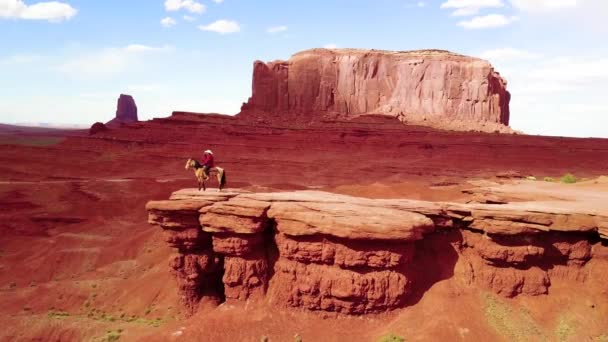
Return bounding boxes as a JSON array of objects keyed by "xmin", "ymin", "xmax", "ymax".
[{"xmin": 204, "ymin": 150, "xmax": 213, "ymax": 154}]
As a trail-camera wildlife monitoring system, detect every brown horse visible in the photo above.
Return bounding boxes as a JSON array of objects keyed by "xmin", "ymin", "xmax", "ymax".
[{"xmin": 185, "ymin": 158, "xmax": 226, "ymax": 191}]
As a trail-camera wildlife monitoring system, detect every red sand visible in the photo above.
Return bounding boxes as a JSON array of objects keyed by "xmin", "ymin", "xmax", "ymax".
[{"xmin": 1, "ymin": 115, "xmax": 607, "ymax": 341}]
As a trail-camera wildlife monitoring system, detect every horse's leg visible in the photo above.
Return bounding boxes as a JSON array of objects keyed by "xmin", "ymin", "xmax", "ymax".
[
  {"xmin": 202, "ymin": 179, "xmax": 206, "ymax": 191},
  {"xmin": 216, "ymin": 170, "xmax": 222, "ymax": 191},
  {"xmin": 195, "ymin": 170, "xmax": 202, "ymax": 191}
]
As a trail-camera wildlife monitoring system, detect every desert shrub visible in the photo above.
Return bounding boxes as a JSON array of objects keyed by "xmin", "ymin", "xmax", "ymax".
[
  {"xmin": 482, "ymin": 293, "xmax": 543, "ymax": 340},
  {"xmin": 103, "ymin": 329, "xmax": 122, "ymax": 342},
  {"xmin": 378, "ymin": 334, "xmax": 405, "ymax": 342},
  {"xmin": 544, "ymin": 177, "xmax": 555, "ymax": 182},
  {"xmin": 47, "ymin": 310, "xmax": 70, "ymax": 319},
  {"xmin": 561, "ymin": 173, "xmax": 577, "ymax": 184},
  {"xmin": 554, "ymin": 317, "xmax": 576, "ymax": 342}
]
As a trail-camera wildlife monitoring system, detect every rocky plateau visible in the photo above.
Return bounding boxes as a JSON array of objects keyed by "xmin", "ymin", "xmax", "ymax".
[{"xmin": 147, "ymin": 184, "xmax": 608, "ymax": 316}]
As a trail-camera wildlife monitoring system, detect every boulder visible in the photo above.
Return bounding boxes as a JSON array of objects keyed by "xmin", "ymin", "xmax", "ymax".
[{"xmin": 89, "ymin": 122, "xmax": 107, "ymax": 135}]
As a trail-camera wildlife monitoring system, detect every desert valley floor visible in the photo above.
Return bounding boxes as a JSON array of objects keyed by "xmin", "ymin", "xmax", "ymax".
[{"xmin": 1, "ymin": 114, "xmax": 608, "ymax": 341}]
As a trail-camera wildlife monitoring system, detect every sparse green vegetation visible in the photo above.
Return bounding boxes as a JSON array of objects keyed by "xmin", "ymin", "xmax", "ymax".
[
  {"xmin": 377, "ymin": 333, "xmax": 405, "ymax": 342},
  {"xmin": 555, "ymin": 317, "xmax": 576, "ymax": 342},
  {"xmin": 84, "ymin": 308, "xmax": 166, "ymax": 327},
  {"xmin": 544, "ymin": 177, "xmax": 556, "ymax": 182},
  {"xmin": 482, "ymin": 293, "xmax": 543, "ymax": 341},
  {"xmin": 561, "ymin": 173, "xmax": 577, "ymax": 184},
  {"xmin": 48, "ymin": 310, "xmax": 70, "ymax": 319},
  {"xmin": 102, "ymin": 329, "xmax": 123, "ymax": 342}
]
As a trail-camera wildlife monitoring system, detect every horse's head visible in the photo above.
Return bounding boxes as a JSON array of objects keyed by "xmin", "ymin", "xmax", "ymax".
[{"xmin": 185, "ymin": 158, "xmax": 193, "ymax": 170}]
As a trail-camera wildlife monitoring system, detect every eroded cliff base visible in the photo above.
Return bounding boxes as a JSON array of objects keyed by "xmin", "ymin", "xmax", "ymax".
[{"xmin": 145, "ymin": 179, "xmax": 608, "ymax": 340}]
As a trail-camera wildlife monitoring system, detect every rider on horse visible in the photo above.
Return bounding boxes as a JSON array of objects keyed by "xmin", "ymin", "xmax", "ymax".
[{"xmin": 201, "ymin": 149, "xmax": 214, "ymax": 179}]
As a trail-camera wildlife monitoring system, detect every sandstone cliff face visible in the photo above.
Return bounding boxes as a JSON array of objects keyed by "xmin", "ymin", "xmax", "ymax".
[
  {"xmin": 240, "ymin": 49, "xmax": 511, "ymax": 132},
  {"xmin": 107, "ymin": 94, "xmax": 138, "ymax": 127},
  {"xmin": 146, "ymin": 187, "xmax": 608, "ymax": 316}
]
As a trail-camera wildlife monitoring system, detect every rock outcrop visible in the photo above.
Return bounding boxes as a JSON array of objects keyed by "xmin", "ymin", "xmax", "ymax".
[
  {"xmin": 146, "ymin": 186, "xmax": 608, "ymax": 316},
  {"xmin": 107, "ymin": 94, "xmax": 138, "ymax": 127},
  {"xmin": 89, "ymin": 122, "xmax": 107, "ymax": 135},
  {"xmin": 239, "ymin": 48, "xmax": 511, "ymax": 132}
]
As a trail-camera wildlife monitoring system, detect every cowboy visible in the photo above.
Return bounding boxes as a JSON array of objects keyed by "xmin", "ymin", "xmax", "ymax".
[{"xmin": 201, "ymin": 149, "xmax": 215, "ymax": 179}]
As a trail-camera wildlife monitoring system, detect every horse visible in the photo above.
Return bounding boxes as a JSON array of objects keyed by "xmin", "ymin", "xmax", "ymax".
[{"xmin": 185, "ymin": 158, "xmax": 227, "ymax": 191}]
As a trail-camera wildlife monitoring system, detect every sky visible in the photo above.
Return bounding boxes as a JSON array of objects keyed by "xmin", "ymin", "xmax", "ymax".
[{"xmin": 0, "ymin": 0, "xmax": 607, "ymax": 137}]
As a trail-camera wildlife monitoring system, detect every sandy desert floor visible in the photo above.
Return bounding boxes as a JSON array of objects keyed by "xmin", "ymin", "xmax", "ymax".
[{"xmin": 1, "ymin": 116, "xmax": 608, "ymax": 341}]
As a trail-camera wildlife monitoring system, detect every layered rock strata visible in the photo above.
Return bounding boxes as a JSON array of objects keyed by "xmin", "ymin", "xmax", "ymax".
[
  {"xmin": 239, "ymin": 48, "xmax": 511, "ymax": 132},
  {"xmin": 146, "ymin": 188, "xmax": 608, "ymax": 315}
]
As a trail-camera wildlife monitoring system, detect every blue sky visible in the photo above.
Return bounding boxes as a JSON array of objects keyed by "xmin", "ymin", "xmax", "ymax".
[{"xmin": 1, "ymin": 0, "xmax": 607, "ymax": 137}]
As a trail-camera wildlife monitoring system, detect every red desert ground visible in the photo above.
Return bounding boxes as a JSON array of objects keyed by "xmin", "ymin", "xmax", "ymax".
[{"xmin": 1, "ymin": 49, "xmax": 608, "ymax": 342}]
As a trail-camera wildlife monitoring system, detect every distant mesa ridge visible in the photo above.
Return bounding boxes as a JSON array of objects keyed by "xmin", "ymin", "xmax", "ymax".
[{"xmin": 238, "ymin": 48, "xmax": 511, "ymax": 133}]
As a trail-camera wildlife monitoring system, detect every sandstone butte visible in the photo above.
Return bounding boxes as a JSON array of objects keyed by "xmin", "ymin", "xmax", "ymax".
[
  {"xmin": 106, "ymin": 94, "xmax": 138, "ymax": 127},
  {"xmin": 239, "ymin": 48, "xmax": 512, "ymax": 133},
  {"xmin": 146, "ymin": 183, "xmax": 608, "ymax": 316}
]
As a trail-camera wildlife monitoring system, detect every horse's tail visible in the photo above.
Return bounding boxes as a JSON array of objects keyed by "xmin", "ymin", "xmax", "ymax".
[{"xmin": 219, "ymin": 168, "xmax": 227, "ymax": 190}]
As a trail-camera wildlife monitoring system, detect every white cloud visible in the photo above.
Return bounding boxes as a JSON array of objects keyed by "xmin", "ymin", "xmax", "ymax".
[
  {"xmin": 124, "ymin": 44, "xmax": 172, "ymax": 53},
  {"xmin": 509, "ymin": 0, "xmax": 578, "ymax": 12},
  {"xmin": 164, "ymin": 0, "xmax": 205, "ymax": 14},
  {"xmin": 0, "ymin": 0, "xmax": 77, "ymax": 22},
  {"xmin": 267, "ymin": 25, "xmax": 287, "ymax": 34},
  {"xmin": 161, "ymin": 16, "xmax": 176, "ymax": 28},
  {"xmin": 406, "ymin": 1, "xmax": 426, "ymax": 7},
  {"xmin": 458, "ymin": 14, "xmax": 518, "ymax": 29},
  {"xmin": 484, "ymin": 52, "xmax": 608, "ymax": 137},
  {"xmin": 127, "ymin": 84, "xmax": 163, "ymax": 93},
  {"xmin": 324, "ymin": 43, "xmax": 338, "ymax": 49},
  {"xmin": 183, "ymin": 15, "xmax": 195, "ymax": 22},
  {"xmin": 525, "ymin": 57, "xmax": 608, "ymax": 84},
  {"xmin": 480, "ymin": 48, "xmax": 541, "ymax": 61},
  {"xmin": 211, "ymin": 0, "xmax": 223, "ymax": 3},
  {"xmin": 59, "ymin": 44, "xmax": 173, "ymax": 78},
  {"xmin": 0, "ymin": 53, "xmax": 43, "ymax": 64},
  {"xmin": 198, "ymin": 19, "xmax": 240, "ymax": 34},
  {"xmin": 440, "ymin": 0, "xmax": 504, "ymax": 16}
]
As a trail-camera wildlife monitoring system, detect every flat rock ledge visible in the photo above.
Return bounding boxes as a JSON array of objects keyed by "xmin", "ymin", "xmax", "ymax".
[{"xmin": 146, "ymin": 189, "xmax": 608, "ymax": 315}]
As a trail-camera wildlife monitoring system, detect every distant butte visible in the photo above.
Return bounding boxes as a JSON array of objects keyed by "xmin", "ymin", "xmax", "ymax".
[
  {"xmin": 106, "ymin": 94, "xmax": 138, "ymax": 127},
  {"xmin": 239, "ymin": 48, "xmax": 511, "ymax": 133}
]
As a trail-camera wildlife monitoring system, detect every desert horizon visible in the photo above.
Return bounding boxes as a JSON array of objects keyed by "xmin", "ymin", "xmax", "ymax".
[{"xmin": 2, "ymin": 1, "xmax": 608, "ymax": 341}]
